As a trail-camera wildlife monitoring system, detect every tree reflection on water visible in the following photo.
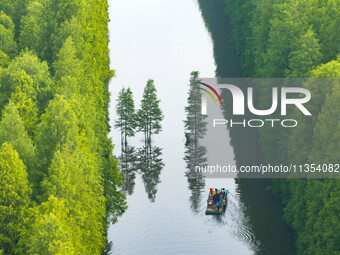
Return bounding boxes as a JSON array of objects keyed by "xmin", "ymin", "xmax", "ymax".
[{"xmin": 118, "ymin": 144, "xmax": 164, "ymax": 202}]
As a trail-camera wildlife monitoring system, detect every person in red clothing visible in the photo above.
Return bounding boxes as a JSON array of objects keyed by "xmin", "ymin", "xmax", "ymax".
[{"xmin": 209, "ymin": 188, "xmax": 214, "ymax": 197}]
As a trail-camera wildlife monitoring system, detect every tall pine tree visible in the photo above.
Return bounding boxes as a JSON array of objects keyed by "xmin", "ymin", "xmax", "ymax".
[
  {"xmin": 115, "ymin": 87, "xmax": 136, "ymax": 150},
  {"xmin": 136, "ymin": 80, "xmax": 163, "ymax": 145},
  {"xmin": 0, "ymin": 101, "xmax": 35, "ymax": 174},
  {"xmin": 0, "ymin": 142, "xmax": 31, "ymax": 254}
]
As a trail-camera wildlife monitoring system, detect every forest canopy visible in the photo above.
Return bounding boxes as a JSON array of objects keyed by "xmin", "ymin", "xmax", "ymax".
[{"xmin": 0, "ymin": 0, "xmax": 126, "ymax": 254}]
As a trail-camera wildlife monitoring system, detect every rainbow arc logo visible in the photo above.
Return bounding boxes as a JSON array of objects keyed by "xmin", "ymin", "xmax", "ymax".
[{"xmin": 199, "ymin": 82, "xmax": 222, "ymax": 106}]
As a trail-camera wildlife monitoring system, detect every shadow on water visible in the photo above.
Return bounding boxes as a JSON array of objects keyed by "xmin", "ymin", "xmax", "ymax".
[
  {"xmin": 196, "ymin": 1, "xmax": 297, "ymax": 254},
  {"xmin": 220, "ymin": 82, "xmax": 296, "ymax": 254},
  {"xmin": 197, "ymin": 0, "xmax": 241, "ymax": 78},
  {"xmin": 118, "ymin": 144, "xmax": 164, "ymax": 202},
  {"xmin": 136, "ymin": 145, "xmax": 164, "ymax": 202},
  {"xmin": 119, "ymin": 146, "xmax": 138, "ymax": 195}
]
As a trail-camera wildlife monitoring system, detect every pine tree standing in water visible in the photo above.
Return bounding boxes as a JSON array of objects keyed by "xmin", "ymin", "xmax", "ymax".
[
  {"xmin": 184, "ymin": 71, "xmax": 207, "ymax": 212},
  {"xmin": 184, "ymin": 71, "xmax": 207, "ymax": 168},
  {"xmin": 136, "ymin": 79, "xmax": 164, "ymax": 147},
  {"xmin": 115, "ymin": 87, "xmax": 136, "ymax": 151}
]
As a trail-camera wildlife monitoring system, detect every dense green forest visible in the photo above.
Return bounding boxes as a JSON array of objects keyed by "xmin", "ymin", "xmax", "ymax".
[
  {"xmin": 0, "ymin": 0, "xmax": 126, "ymax": 254},
  {"xmin": 217, "ymin": 0, "xmax": 339, "ymax": 254}
]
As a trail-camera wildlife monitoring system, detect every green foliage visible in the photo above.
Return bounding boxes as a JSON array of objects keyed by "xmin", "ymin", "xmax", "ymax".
[
  {"xmin": 24, "ymin": 196, "xmax": 76, "ymax": 255},
  {"xmin": 0, "ymin": 0, "xmax": 29, "ymax": 38},
  {"xmin": 0, "ymin": 101, "xmax": 35, "ymax": 172},
  {"xmin": 184, "ymin": 71, "xmax": 207, "ymax": 144},
  {"xmin": 115, "ymin": 87, "xmax": 136, "ymax": 148},
  {"xmin": 0, "ymin": 12, "xmax": 17, "ymax": 57},
  {"xmin": 309, "ymin": 79, "xmax": 340, "ymax": 163},
  {"xmin": 10, "ymin": 78, "xmax": 39, "ymax": 138},
  {"xmin": 259, "ymin": 7, "xmax": 293, "ymax": 77},
  {"xmin": 53, "ymin": 17, "xmax": 83, "ymax": 62},
  {"xmin": 0, "ymin": 50, "xmax": 9, "ymax": 67},
  {"xmin": 136, "ymin": 79, "xmax": 164, "ymax": 144},
  {"xmin": 247, "ymin": 0, "xmax": 279, "ymax": 76},
  {"xmin": 19, "ymin": 1, "xmax": 44, "ymax": 56},
  {"xmin": 20, "ymin": 0, "xmax": 80, "ymax": 63},
  {"xmin": 0, "ymin": 0, "xmax": 125, "ymax": 253},
  {"xmin": 42, "ymin": 138, "xmax": 106, "ymax": 253},
  {"xmin": 310, "ymin": 56, "xmax": 340, "ymax": 78},
  {"xmin": 36, "ymin": 95, "xmax": 78, "ymax": 175},
  {"xmin": 0, "ymin": 65, "xmax": 40, "ymax": 137},
  {"xmin": 286, "ymin": 26, "xmax": 322, "ymax": 77},
  {"xmin": 283, "ymin": 179, "xmax": 340, "ymax": 255},
  {"xmin": 318, "ymin": 0, "xmax": 340, "ymax": 63},
  {"xmin": 223, "ymin": 0, "xmax": 255, "ymax": 74},
  {"xmin": 3, "ymin": 50, "xmax": 53, "ymax": 113},
  {"xmin": 288, "ymin": 60, "xmax": 340, "ymax": 164},
  {"xmin": 0, "ymin": 142, "xmax": 31, "ymax": 254},
  {"xmin": 53, "ymin": 37, "xmax": 84, "ymax": 97}
]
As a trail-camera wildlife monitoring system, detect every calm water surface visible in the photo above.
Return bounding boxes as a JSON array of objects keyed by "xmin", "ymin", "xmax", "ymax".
[{"xmin": 107, "ymin": 0, "xmax": 296, "ymax": 254}]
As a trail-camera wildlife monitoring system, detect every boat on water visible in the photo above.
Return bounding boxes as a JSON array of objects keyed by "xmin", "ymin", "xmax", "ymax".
[{"xmin": 205, "ymin": 188, "xmax": 229, "ymax": 215}]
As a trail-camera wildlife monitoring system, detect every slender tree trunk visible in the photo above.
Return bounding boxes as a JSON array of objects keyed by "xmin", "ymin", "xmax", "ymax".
[
  {"xmin": 194, "ymin": 87, "xmax": 198, "ymax": 166},
  {"xmin": 124, "ymin": 132, "xmax": 127, "ymax": 150},
  {"xmin": 121, "ymin": 131, "xmax": 123, "ymax": 154}
]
